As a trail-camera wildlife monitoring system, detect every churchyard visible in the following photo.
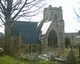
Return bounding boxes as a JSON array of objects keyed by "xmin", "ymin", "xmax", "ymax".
[{"xmin": 0, "ymin": 48, "xmax": 79, "ymax": 64}]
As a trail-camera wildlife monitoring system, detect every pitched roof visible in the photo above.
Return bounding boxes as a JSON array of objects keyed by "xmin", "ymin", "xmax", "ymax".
[
  {"xmin": 11, "ymin": 21, "xmax": 40, "ymax": 44},
  {"xmin": 41, "ymin": 21, "xmax": 52, "ymax": 35}
]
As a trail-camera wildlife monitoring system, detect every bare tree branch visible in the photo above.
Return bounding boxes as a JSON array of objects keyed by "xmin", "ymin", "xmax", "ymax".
[
  {"xmin": 0, "ymin": 0, "xmax": 45, "ymax": 23},
  {"xmin": 74, "ymin": 7, "xmax": 80, "ymax": 19},
  {"xmin": 12, "ymin": 0, "xmax": 28, "ymax": 21},
  {"xmin": 0, "ymin": 0, "xmax": 45, "ymax": 24},
  {"xmin": 0, "ymin": 16, "xmax": 5, "ymax": 23}
]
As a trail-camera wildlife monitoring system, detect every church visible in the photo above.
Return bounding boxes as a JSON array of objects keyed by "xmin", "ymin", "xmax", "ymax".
[
  {"xmin": 38, "ymin": 5, "xmax": 64, "ymax": 54},
  {"xmin": 11, "ymin": 5, "xmax": 80, "ymax": 55}
]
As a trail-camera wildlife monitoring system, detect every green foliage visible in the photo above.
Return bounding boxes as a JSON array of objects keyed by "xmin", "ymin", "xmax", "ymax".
[
  {"xmin": 0, "ymin": 55, "xmax": 48, "ymax": 64},
  {"xmin": 0, "ymin": 55, "xmax": 28, "ymax": 64},
  {"xmin": 39, "ymin": 61, "xmax": 48, "ymax": 64},
  {"xmin": 65, "ymin": 36, "xmax": 71, "ymax": 48},
  {"xmin": 65, "ymin": 48, "xmax": 77, "ymax": 64}
]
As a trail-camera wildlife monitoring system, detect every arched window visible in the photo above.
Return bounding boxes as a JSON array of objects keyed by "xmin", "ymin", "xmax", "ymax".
[
  {"xmin": 48, "ymin": 30, "xmax": 57, "ymax": 48},
  {"xmin": 54, "ymin": 14, "xmax": 57, "ymax": 20}
]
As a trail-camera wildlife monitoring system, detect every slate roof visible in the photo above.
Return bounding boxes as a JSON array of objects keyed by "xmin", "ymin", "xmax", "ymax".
[{"xmin": 11, "ymin": 21, "xmax": 40, "ymax": 44}]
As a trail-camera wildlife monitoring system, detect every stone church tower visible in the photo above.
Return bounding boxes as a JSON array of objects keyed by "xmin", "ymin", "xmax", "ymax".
[{"xmin": 41, "ymin": 5, "xmax": 64, "ymax": 54}]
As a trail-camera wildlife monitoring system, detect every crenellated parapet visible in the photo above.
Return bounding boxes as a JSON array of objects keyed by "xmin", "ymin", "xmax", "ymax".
[{"xmin": 43, "ymin": 5, "xmax": 63, "ymax": 22}]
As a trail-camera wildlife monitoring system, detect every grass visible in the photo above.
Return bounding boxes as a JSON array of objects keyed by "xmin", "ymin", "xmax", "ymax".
[
  {"xmin": 0, "ymin": 55, "xmax": 28, "ymax": 64},
  {"xmin": 0, "ymin": 55, "xmax": 49, "ymax": 64},
  {"xmin": 0, "ymin": 48, "xmax": 79, "ymax": 64}
]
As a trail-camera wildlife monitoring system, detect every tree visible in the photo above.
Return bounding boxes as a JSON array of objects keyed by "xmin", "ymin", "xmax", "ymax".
[
  {"xmin": 0, "ymin": 0, "xmax": 45, "ymax": 54},
  {"xmin": 74, "ymin": 2, "xmax": 80, "ymax": 62},
  {"xmin": 65, "ymin": 36, "xmax": 71, "ymax": 48},
  {"xmin": 65, "ymin": 48, "xmax": 77, "ymax": 64}
]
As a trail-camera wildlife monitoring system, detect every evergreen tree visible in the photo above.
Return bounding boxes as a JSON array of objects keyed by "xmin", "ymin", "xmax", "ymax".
[{"xmin": 65, "ymin": 48, "xmax": 77, "ymax": 64}]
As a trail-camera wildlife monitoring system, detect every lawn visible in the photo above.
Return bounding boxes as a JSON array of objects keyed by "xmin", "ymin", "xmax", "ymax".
[{"xmin": 0, "ymin": 55, "xmax": 48, "ymax": 64}]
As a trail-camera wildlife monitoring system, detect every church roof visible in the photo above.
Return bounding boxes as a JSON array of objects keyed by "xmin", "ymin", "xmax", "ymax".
[
  {"xmin": 41, "ymin": 21, "xmax": 52, "ymax": 35},
  {"xmin": 37, "ymin": 19, "xmax": 45, "ymax": 31},
  {"xmin": 11, "ymin": 21, "xmax": 40, "ymax": 44}
]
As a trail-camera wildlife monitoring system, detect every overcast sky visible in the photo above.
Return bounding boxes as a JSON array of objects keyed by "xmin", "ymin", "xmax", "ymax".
[
  {"xmin": 0, "ymin": 0, "xmax": 80, "ymax": 33},
  {"xmin": 45, "ymin": 0, "xmax": 80, "ymax": 33},
  {"xmin": 30, "ymin": 0, "xmax": 80, "ymax": 33},
  {"xmin": 46, "ymin": 0, "xmax": 80, "ymax": 33}
]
